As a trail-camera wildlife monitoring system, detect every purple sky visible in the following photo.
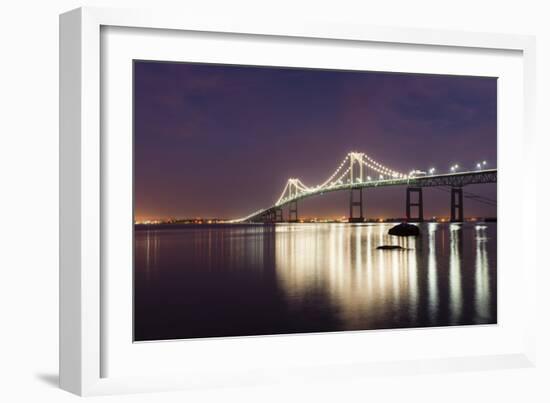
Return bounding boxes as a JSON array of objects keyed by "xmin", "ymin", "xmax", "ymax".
[{"xmin": 134, "ymin": 61, "xmax": 497, "ymax": 220}]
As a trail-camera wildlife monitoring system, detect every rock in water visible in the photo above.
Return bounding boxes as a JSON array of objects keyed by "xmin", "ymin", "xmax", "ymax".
[
  {"xmin": 388, "ymin": 222, "xmax": 419, "ymax": 237},
  {"xmin": 376, "ymin": 245, "xmax": 405, "ymax": 250}
]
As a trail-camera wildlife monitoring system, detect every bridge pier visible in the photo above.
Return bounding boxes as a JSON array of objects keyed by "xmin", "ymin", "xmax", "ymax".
[
  {"xmin": 406, "ymin": 187, "xmax": 424, "ymax": 222},
  {"xmin": 260, "ymin": 210, "xmax": 274, "ymax": 224},
  {"xmin": 274, "ymin": 207, "xmax": 283, "ymax": 222},
  {"xmin": 349, "ymin": 188, "xmax": 365, "ymax": 223},
  {"xmin": 450, "ymin": 187, "xmax": 464, "ymax": 222},
  {"xmin": 289, "ymin": 200, "xmax": 298, "ymax": 222},
  {"xmin": 261, "ymin": 208, "xmax": 283, "ymax": 224}
]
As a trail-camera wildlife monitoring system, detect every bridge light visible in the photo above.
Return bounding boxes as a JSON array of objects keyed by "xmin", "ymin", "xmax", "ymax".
[
  {"xmin": 379, "ymin": 174, "xmax": 384, "ymax": 180},
  {"xmin": 476, "ymin": 163, "xmax": 481, "ymax": 169},
  {"xmin": 482, "ymin": 160, "xmax": 487, "ymax": 165}
]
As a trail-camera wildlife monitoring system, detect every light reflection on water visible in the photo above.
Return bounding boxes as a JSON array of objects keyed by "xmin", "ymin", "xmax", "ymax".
[
  {"xmin": 475, "ymin": 225, "xmax": 491, "ymax": 321},
  {"xmin": 134, "ymin": 222, "xmax": 497, "ymax": 341},
  {"xmin": 449, "ymin": 223, "xmax": 463, "ymax": 324},
  {"xmin": 427, "ymin": 222, "xmax": 439, "ymax": 323}
]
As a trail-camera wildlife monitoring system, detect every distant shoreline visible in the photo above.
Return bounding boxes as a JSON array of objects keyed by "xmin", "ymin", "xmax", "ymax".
[{"xmin": 134, "ymin": 219, "xmax": 497, "ymax": 230}]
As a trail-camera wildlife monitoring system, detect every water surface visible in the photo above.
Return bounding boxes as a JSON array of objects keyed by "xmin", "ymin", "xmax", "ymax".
[{"xmin": 134, "ymin": 222, "xmax": 497, "ymax": 341}]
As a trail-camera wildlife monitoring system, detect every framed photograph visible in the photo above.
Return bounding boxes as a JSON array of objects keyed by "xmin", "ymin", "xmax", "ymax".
[{"xmin": 60, "ymin": 7, "xmax": 537, "ymax": 396}]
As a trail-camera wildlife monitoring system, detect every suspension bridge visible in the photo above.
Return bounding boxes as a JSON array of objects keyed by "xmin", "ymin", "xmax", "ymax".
[{"xmin": 230, "ymin": 151, "xmax": 496, "ymax": 223}]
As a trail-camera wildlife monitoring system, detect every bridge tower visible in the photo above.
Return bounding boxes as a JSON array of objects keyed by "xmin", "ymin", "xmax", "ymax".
[
  {"xmin": 349, "ymin": 152, "xmax": 365, "ymax": 184},
  {"xmin": 450, "ymin": 187, "xmax": 464, "ymax": 222},
  {"xmin": 287, "ymin": 179, "xmax": 300, "ymax": 222},
  {"xmin": 348, "ymin": 152, "xmax": 365, "ymax": 223},
  {"xmin": 406, "ymin": 187, "xmax": 424, "ymax": 222}
]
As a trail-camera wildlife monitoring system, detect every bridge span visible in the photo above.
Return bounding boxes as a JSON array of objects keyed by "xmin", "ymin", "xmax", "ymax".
[{"xmin": 230, "ymin": 152, "xmax": 496, "ymax": 223}]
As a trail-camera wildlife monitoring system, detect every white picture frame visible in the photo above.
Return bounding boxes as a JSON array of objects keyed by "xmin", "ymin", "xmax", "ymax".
[{"xmin": 60, "ymin": 6, "xmax": 537, "ymax": 396}]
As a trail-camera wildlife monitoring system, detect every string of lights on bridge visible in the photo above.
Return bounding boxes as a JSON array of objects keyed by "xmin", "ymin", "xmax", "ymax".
[{"xmin": 275, "ymin": 152, "xmax": 490, "ymax": 205}]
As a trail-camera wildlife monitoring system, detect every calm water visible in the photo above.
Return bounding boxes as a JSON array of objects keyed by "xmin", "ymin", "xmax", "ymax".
[{"xmin": 134, "ymin": 222, "xmax": 497, "ymax": 341}]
